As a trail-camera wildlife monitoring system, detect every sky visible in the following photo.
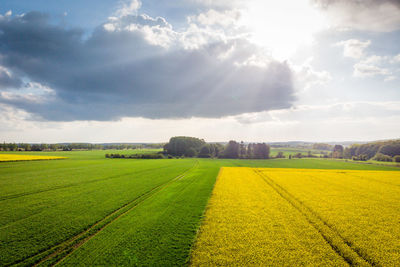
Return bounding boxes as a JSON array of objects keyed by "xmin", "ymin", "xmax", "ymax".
[{"xmin": 0, "ymin": 0, "xmax": 399, "ymax": 143}]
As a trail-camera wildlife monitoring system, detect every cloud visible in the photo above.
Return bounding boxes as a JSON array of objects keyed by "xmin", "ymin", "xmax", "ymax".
[
  {"xmin": 0, "ymin": 12, "xmax": 296, "ymax": 121},
  {"xmin": 392, "ymin": 54, "xmax": 400, "ymax": 63},
  {"xmin": 233, "ymin": 101, "xmax": 400, "ymax": 125},
  {"xmin": 188, "ymin": 9, "xmax": 241, "ymax": 27},
  {"xmin": 103, "ymin": 14, "xmax": 177, "ymax": 48},
  {"xmin": 0, "ymin": 66, "xmax": 22, "ymax": 89},
  {"xmin": 312, "ymin": 0, "xmax": 400, "ymax": 32},
  {"xmin": 114, "ymin": 0, "xmax": 142, "ymax": 17},
  {"xmin": 335, "ymin": 40, "xmax": 399, "ymax": 80},
  {"xmin": 2, "ymin": 101, "xmax": 399, "ymax": 143},
  {"xmin": 336, "ymin": 39, "xmax": 370, "ymax": 59},
  {"xmin": 353, "ymin": 62, "xmax": 390, "ymax": 78},
  {"xmin": 293, "ymin": 58, "xmax": 332, "ymax": 90},
  {"xmin": 186, "ymin": 0, "xmax": 244, "ymax": 9}
]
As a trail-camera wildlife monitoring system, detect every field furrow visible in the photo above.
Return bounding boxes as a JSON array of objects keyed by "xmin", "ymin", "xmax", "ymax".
[
  {"xmin": 257, "ymin": 168, "xmax": 400, "ymax": 266},
  {"xmin": 254, "ymin": 169, "xmax": 371, "ymax": 266},
  {"xmin": 190, "ymin": 167, "xmax": 348, "ymax": 266},
  {"xmin": 56, "ymin": 160, "xmax": 220, "ymax": 266},
  {"xmin": 2, "ymin": 152, "xmax": 400, "ymax": 266},
  {"xmin": 0, "ymin": 160, "xmax": 196, "ymax": 265},
  {"xmin": 0, "ymin": 164, "xmax": 174, "ymax": 202},
  {"xmin": 28, "ymin": 162, "xmax": 199, "ymax": 267}
]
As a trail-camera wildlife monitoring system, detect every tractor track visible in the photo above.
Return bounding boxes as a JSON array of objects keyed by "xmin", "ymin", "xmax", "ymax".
[
  {"xmin": 8, "ymin": 161, "xmax": 198, "ymax": 267},
  {"xmin": 254, "ymin": 169, "xmax": 378, "ymax": 267},
  {"xmin": 0, "ymin": 164, "xmax": 175, "ymax": 202}
]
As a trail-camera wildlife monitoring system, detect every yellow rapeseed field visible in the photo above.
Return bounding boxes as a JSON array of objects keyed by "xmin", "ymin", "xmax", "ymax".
[
  {"xmin": 0, "ymin": 154, "xmax": 67, "ymax": 162},
  {"xmin": 257, "ymin": 168, "xmax": 400, "ymax": 266},
  {"xmin": 190, "ymin": 167, "xmax": 400, "ymax": 266},
  {"xmin": 190, "ymin": 167, "xmax": 348, "ymax": 266}
]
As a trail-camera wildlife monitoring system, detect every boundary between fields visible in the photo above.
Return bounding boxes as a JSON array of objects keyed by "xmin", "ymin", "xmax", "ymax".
[
  {"xmin": 186, "ymin": 167, "xmax": 222, "ymax": 266},
  {"xmin": 253, "ymin": 169, "xmax": 377, "ymax": 267},
  {"xmin": 8, "ymin": 161, "xmax": 199, "ymax": 267}
]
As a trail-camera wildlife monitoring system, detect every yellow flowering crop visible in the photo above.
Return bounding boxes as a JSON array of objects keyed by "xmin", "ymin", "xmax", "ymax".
[
  {"xmin": 0, "ymin": 154, "xmax": 67, "ymax": 162},
  {"xmin": 190, "ymin": 167, "xmax": 400, "ymax": 266},
  {"xmin": 190, "ymin": 167, "xmax": 348, "ymax": 266},
  {"xmin": 257, "ymin": 168, "xmax": 400, "ymax": 266}
]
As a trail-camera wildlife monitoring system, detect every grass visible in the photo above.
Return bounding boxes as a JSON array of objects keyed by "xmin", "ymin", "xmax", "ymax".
[
  {"xmin": 270, "ymin": 147, "xmax": 326, "ymax": 157},
  {"xmin": 0, "ymin": 149, "xmax": 161, "ymax": 160},
  {"xmin": 0, "ymin": 157, "xmax": 195, "ymax": 265},
  {"xmin": 225, "ymin": 157, "xmax": 400, "ymax": 171},
  {"xmin": 0, "ymin": 150, "xmax": 399, "ymax": 266},
  {"xmin": 357, "ymin": 159, "xmax": 400, "ymax": 167},
  {"xmin": 58, "ymin": 160, "xmax": 221, "ymax": 266}
]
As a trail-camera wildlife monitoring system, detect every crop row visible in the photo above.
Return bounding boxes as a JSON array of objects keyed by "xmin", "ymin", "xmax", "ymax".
[
  {"xmin": 191, "ymin": 167, "xmax": 400, "ymax": 266},
  {"xmin": 0, "ymin": 159, "xmax": 195, "ymax": 265},
  {"xmin": 258, "ymin": 168, "xmax": 400, "ymax": 266},
  {"xmin": 190, "ymin": 167, "xmax": 348, "ymax": 266},
  {"xmin": 56, "ymin": 160, "xmax": 220, "ymax": 266},
  {"xmin": 24, "ymin": 162, "xmax": 199, "ymax": 266}
]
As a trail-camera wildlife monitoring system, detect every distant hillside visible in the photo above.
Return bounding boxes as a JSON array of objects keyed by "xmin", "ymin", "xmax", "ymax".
[{"xmin": 344, "ymin": 139, "xmax": 400, "ymax": 161}]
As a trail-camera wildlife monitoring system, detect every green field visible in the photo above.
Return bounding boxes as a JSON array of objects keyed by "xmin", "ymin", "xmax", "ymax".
[
  {"xmin": 270, "ymin": 147, "xmax": 326, "ymax": 157},
  {"xmin": 0, "ymin": 150, "xmax": 399, "ymax": 266}
]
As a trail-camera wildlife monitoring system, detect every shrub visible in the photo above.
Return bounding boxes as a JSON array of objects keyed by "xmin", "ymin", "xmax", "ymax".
[
  {"xmin": 352, "ymin": 154, "xmax": 368, "ymax": 161},
  {"xmin": 105, "ymin": 153, "xmax": 164, "ymax": 159},
  {"xmin": 293, "ymin": 153, "xmax": 302, "ymax": 158},
  {"xmin": 393, "ymin": 155, "xmax": 400, "ymax": 163},
  {"xmin": 185, "ymin": 148, "xmax": 197, "ymax": 157},
  {"xmin": 198, "ymin": 145, "xmax": 211, "ymax": 158},
  {"xmin": 373, "ymin": 153, "xmax": 392, "ymax": 162}
]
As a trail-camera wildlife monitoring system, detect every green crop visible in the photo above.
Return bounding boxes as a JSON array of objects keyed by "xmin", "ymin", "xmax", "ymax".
[{"xmin": 0, "ymin": 151, "xmax": 398, "ymax": 266}]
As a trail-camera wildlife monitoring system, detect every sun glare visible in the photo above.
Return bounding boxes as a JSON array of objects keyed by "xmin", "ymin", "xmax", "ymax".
[{"xmin": 240, "ymin": 0, "xmax": 328, "ymax": 60}]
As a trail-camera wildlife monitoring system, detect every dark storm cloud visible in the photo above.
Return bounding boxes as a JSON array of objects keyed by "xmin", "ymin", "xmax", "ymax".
[{"xmin": 0, "ymin": 12, "xmax": 295, "ymax": 121}]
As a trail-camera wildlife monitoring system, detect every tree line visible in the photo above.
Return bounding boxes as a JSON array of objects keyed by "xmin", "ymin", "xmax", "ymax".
[
  {"xmin": 0, "ymin": 142, "xmax": 164, "ymax": 151},
  {"xmin": 343, "ymin": 140, "xmax": 400, "ymax": 162},
  {"xmin": 324, "ymin": 140, "xmax": 400, "ymax": 162},
  {"xmin": 163, "ymin": 137, "xmax": 271, "ymax": 159}
]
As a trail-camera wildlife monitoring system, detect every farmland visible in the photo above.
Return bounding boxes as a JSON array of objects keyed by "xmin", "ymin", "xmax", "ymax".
[
  {"xmin": 0, "ymin": 150, "xmax": 399, "ymax": 266},
  {"xmin": 191, "ymin": 167, "xmax": 400, "ymax": 266},
  {"xmin": 270, "ymin": 147, "xmax": 325, "ymax": 157},
  {"xmin": 0, "ymin": 154, "xmax": 66, "ymax": 162},
  {"xmin": 190, "ymin": 167, "xmax": 347, "ymax": 266}
]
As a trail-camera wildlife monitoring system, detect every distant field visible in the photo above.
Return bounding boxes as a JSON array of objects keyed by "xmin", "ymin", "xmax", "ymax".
[
  {"xmin": 227, "ymin": 157, "xmax": 400, "ymax": 171},
  {"xmin": 191, "ymin": 167, "xmax": 400, "ymax": 266},
  {"xmin": 270, "ymin": 147, "xmax": 326, "ymax": 156},
  {"xmin": 0, "ymin": 148, "xmax": 162, "ymax": 160},
  {"xmin": 0, "ymin": 154, "xmax": 66, "ymax": 162},
  {"xmin": 354, "ymin": 159, "xmax": 400, "ymax": 167},
  {"xmin": 0, "ymin": 150, "xmax": 399, "ymax": 266}
]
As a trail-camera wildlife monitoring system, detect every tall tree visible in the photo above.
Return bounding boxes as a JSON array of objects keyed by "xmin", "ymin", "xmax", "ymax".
[
  {"xmin": 164, "ymin": 136, "xmax": 205, "ymax": 156},
  {"xmin": 222, "ymin": 141, "xmax": 240, "ymax": 159},
  {"xmin": 239, "ymin": 141, "xmax": 246, "ymax": 158},
  {"xmin": 332, "ymin": 145, "xmax": 344, "ymax": 158}
]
